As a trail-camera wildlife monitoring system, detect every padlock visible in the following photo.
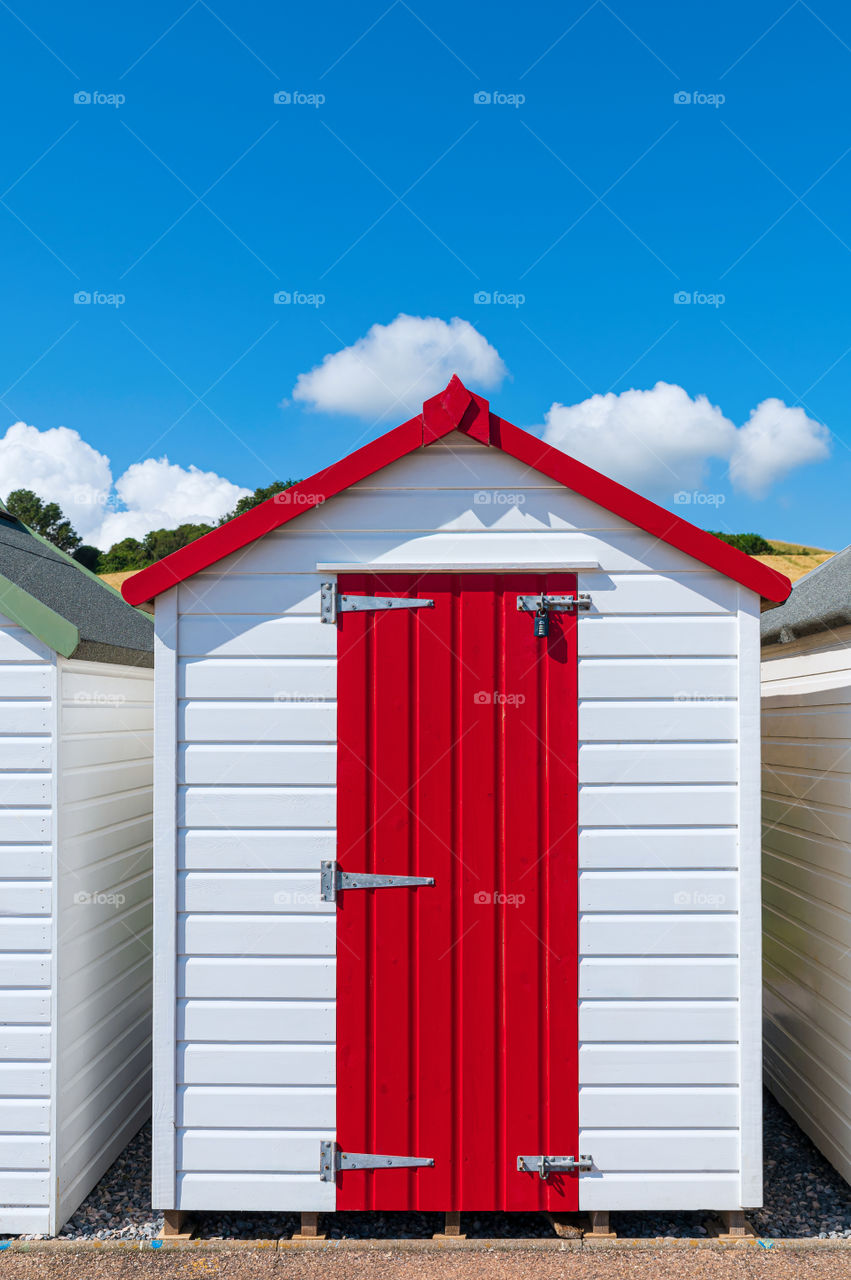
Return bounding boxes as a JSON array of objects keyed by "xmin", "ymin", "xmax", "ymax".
[{"xmin": 534, "ymin": 607, "xmax": 549, "ymax": 638}]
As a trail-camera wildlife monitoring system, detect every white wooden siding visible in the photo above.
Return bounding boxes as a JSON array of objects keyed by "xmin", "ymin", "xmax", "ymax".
[
  {"xmin": 163, "ymin": 433, "xmax": 757, "ymax": 1213},
  {"xmin": 54, "ymin": 658, "xmax": 154, "ymax": 1228},
  {"xmin": 762, "ymin": 624, "xmax": 851, "ymax": 1184},
  {"xmin": 0, "ymin": 617, "xmax": 55, "ymax": 1235}
]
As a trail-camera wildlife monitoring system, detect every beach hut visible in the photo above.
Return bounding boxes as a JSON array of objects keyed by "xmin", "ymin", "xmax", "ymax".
[
  {"xmin": 123, "ymin": 375, "xmax": 790, "ymax": 1236},
  {"xmin": 761, "ymin": 545, "xmax": 851, "ymax": 1184},
  {"xmin": 0, "ymin": 509, "xmax": 154, "ymax": 1234}
]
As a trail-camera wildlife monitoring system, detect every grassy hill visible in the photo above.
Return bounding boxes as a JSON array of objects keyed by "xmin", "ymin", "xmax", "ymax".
[{"xmin": 754, "ymin": 541, "xmax": 834, "ymax": 584}]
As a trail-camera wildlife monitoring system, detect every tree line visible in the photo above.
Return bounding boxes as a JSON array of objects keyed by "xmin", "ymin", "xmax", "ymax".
[{"xmin": 3, "ymin": 481, "xmax": 298, "ymax": 573}]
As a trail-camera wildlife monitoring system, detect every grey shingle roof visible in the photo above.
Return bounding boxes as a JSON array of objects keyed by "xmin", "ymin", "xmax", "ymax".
[
  {"xmin": 0, "ymin": 514, "xmax": 153, "ymax": 665},
  {"xmin": 761, "ymin": 545, "xmax": 851, "ymax": 647}
]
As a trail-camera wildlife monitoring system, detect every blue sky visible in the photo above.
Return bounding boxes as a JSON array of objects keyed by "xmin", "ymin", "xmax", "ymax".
[{"xmin": 1, "ymin": 0, "xmax": 850, "ymax": 548}]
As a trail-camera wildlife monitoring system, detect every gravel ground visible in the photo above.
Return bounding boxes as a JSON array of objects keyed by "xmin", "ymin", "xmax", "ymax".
[{"xmin": 5, "ymin": 1089, "xmax": 849, "ymax": 1242}]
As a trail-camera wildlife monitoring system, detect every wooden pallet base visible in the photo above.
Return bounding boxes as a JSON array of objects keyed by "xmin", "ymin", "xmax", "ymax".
[
  {"xmin": 707, "ymin": 1211, "xmax": 755, "ymax": 1242},
  {"xmin": 433, "ymin": 1211, "xmax": 466, "ymax": 1239},
  {"xmin": 585, "ymin": 1211, "xmax": 617, "ymax": 1239},
  {"xmin": 159, "ymin": 1211, "xmax": 194, "ymax": 1240},
  {"xmin": 292, "ymin": 1212, "xmax": 326, "ymax": 1240}
]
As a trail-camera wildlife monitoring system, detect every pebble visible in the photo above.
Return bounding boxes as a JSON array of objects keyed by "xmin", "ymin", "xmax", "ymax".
[{"xmin": 3, "ymin": 1089, "xmax": 849, "ymax": 1242}]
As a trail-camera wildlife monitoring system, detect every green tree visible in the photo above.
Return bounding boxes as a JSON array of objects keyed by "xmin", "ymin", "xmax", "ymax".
[
  {"xmin": 5, "ymin": 488, "xmax": 82, "ymax": 553},
  {"xmin": 141, "ymin": 524, "xmax": 212, "ymax": 563},
  {"xmin": 708, "ymin": 531, "xmax": 774, "ymax": 556},
  {"xmin": 99, "ymin": 537, "xmax": 147, "ymax": 573},
  {"xmin": 218, "ymin": 480, "xmax": 299, "ymax": 524},
  {"xmin": 72, "ymin": 544, "xmax": 102, "ymax": 572}
]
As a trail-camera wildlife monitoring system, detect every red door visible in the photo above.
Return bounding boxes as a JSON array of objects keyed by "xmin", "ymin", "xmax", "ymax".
[{"xmin": 335, "ymin": 573, "xmax": 579, "ymax": 1211}]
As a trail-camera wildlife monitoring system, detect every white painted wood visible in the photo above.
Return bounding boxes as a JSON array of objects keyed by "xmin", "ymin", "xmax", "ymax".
[
  {"xmin": 579, "ymin": 872, "xmax": 738, "ymax": 912},
  {"xmin": 179, "ymin": 1044, "xmax": 334, "ymax": 1086},
  {"xmin": 163, "ymin": 435, "xmax": 760, "ymax": 1214},
  {"xmin": 152, "ymin": 590, "xmax": 177, "ymax": 1212},
  {"xmin": 579, "ymin": 786, "xmax": 737, "ymax": 827},
  {"xmin": 178, "ymin": 1000, "xmax": 335, "ymax": 1042},
  {"xmin": 579, "ymin": 1173, "xmax": 741, "ymax": 1211},
  {"xmin": 579, "ymin": 1001, "xmax": 738, "ymax": 1041},
  {"xmin": 579, "ymin": 1045, "xmax": 739, "ymax": 1085},
  {"xmin": 178, "ymin": 1086, "xmax": 335, "ymax": 1128},
  {"xmin": 0, "ymin": 1098, "xmax": 51, "ymax": 1133},
  {"xmin": 579, "ymin": 1130, "xmax": 738, "ymax": 1172},
  {"xmin": 579, "ymin": 658, "xmax": 737, "ymax": 698},
  {"xmin": 180, "ymin": 701, "xmax": 336, "ymax": 744},
  {"xmin": 580, "ymin": 957, "xmax": 738, "ymax": 999},
  {"xmin": 178, "ymin": 1129, "xmax": 332, "ymax": 1172},
  {"xmin": 579, "ymin": 744, "xmax": 737, "ymax": 784},
  {"xmin": 580, "ymin": 1087, "xmax": 739, "ymax": 1127},
  {"xmin": 762, "ymin": 619, "xmax": 851, "ymax": 1187},
  {"xmin": 0, "ymin": 739, "xmax": 51, "ymax": 770},
  {"xmin": 176, "ymin": 1171, "xmax": 334, "ymax": 1212},
  {"xmin": 54, "ymin": 658, "xmax": 154, "ymax": 1231},
  {"xmin": 578, "ymin": 615, "xmax": 738, "ymax": 657},
  {"xmin": 580, "ymin": 700, "xmax": 737, "ymax": 742},
  {"xmin": 579, "ymin": 828, "xmax": 738, "ymax": 869},
  {"xmin": 580, "ymin": 913, "xmax": 739, "ymax": 955},
  {"xmin": 179, "ymin": 914, "xmax": 334, "ymax": 956}
]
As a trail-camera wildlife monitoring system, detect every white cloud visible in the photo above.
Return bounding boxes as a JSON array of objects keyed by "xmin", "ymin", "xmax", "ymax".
[
  {"xmin": 540, "ymin": 381, "xmax": 829, "ymax": 497},
  {"xmin": 291, "ymin": 313, "xmax": 507, "ymax": 419},
  {"xmin": 729, "ymin": 398, "xmax": 831, "ymax": 497},
  {"xmin": 0, "ymin": 421, "xmax": 250, "ymax": 547}
]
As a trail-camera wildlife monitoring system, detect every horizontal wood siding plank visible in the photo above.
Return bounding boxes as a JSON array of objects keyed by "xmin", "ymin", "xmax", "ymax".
[
  {"xmin": 580, "ymin": 914, "xmax": 738, "ymax": 955},
  {"xmin": 579, "ymin": 1130, "xmax": 737, "ymax": 1172},
  {"xmin": 579, "ymin": 829, "xmax": 738, "ymax": 869},
  {"xmin": 179, "ymin": 745, "xmax": 335, "ymax": 787},
  {"xmin": 578, "ymin": 616, "xmax": 738, "ymax": 657},
  {"xmin": 180, "ymin": 831, "xmax": 335, "ymax": 871},
  {"xmin": 180, "ymin": 658, "xmax": 335, "ymax": 701},
  {"xmin": 580, "ymin": 787, "xmax": 737, "ymax": 827},
  {"xmin": 179, "ymin": 873, "xmax": 327, "ymax": 913},
  {"xmin": 179, "ymin": 1044, "xmax": 334, "ymax": 1086},
  {"xmin": 180, "ymin": 702, "xmax": 336, "ymax": 744},
  {"xmin": 178, "ymin": 1086, "xmax": 334, "ymax": 1128},
  {"xmin": 179, "ymin": 787, "xmax": 335, "ymax": 829},
  {"xmin": 179, "ymin": 957, "xmax": 334, "ymax": 999},
  {"xmin": 579, "ymin": 1087, "xmax": 738, "ymax": 1128},
  {"xmin": 580, "ymin": 701, "xmax": 737, "ymax": 742},
  {"xmin": 579, "ymin": 744, "xmax": 737, "ymax": 784},
  {"xmin": 579, "ymin": 1045, "xmax": 738, "ymax": 1085},
  {"xmin": 176, "ymin": 1171, "xmax": 333, "ymax": 1212},
  {"xmin": 580, "ymin": 958, "xmax": 738, "ymax": 999},
  {"xmin": 579, "ymin": 872, "xmax": 738, "ymax": 912},
  {"xmin": 178, "ymin": 1000, "xmax": 335, "ymax": 1042},
  {"xmin": 178, "ymin": 1130, "xmax": 330, "ymax": 1173},
  {"xmin": 579, "ymin": 1001, "xmax": 738, "ymax": 1041},
  {"xmin": 179, "ymin": 914, "xmax": 334, "ymax": 956},
  {"xmin": 579, "ymin": 1173, "xmax": 741, "ymax": 1211},
  {"xmin": 579, "ymin": 659, "xmax": 737, "ymax": 699},
  {"xmin": 0, "ymin": 1098, "xmax": 50, "ymax": 1133}
]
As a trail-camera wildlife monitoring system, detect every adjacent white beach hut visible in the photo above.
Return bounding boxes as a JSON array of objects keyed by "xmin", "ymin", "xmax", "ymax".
[
  {"xmin": 0, "ymin": 509, "xmax": 154, "ymax": 1235},
  {"xmin": 124, "ymin": 376, "xmax": 791, "ymax": 1235},
  {"xmin": 761, "ymin": 546, "xmax": 851, "ymax": 1184}
]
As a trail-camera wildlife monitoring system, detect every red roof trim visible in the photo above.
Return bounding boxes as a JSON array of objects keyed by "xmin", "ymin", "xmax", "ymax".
[{"xmin": 122, "ymin": 376, "xmax": 792, "ymax": 606}]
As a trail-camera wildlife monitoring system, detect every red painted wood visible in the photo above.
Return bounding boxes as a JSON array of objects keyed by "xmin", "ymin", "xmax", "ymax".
[
  {"xmin": 122, "ymin": 377, "xmax": 791, "ymax": 605},
  {"xmin": 336, "ymin": 574, "xmax": 579, "ymax": 1211}
]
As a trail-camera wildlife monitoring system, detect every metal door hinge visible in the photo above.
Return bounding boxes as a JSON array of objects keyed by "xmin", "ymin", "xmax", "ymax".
[
  {"xmin": 321, "ymin": 582, "xmax": 434, "ymax": 624},
  {"xmin": 320, "ymin": 860, "xmax": 435, "ymax": 903},
  {"xmin": 517, "ymin": 1154, "xmax": 593, "ymax": 1179},
  {"xmin": 320, "ymin": 1141, "xmax": 434, "ymax": 1182},
  {"xmin": 516, "ymin": 592, "xmax": 591, "ymax": 615}
]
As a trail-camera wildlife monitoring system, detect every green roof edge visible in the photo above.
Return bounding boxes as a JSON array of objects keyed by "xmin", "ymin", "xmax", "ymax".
[{"xmin": 0, "ymin": 570, "xmax": 79, "ymax": 657}]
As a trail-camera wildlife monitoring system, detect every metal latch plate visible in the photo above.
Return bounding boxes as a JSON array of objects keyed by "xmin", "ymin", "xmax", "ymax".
[
  {"xmin": 320, "ymin": 1141, "xmax": 434, "ymax": 1182},
  {"xmin": 321, "ymin": 582, "xmax": 434, "ymax": 624},
  {"xmin": 516, "ymin": 593, "xmax": 592, "ymax": 614},
  {"xmin": 517, "ymin": 1154, "xmax": 593, "ymax": 1178},
  {"xmin": 320, "ymin": 860, "xmax": 435, "ymax": 903}
]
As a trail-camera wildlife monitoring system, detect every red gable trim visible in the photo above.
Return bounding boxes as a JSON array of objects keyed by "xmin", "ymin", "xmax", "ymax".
[{"xmin": 122, "ymin": 376, "xmax": 792, "ymax": 606}]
